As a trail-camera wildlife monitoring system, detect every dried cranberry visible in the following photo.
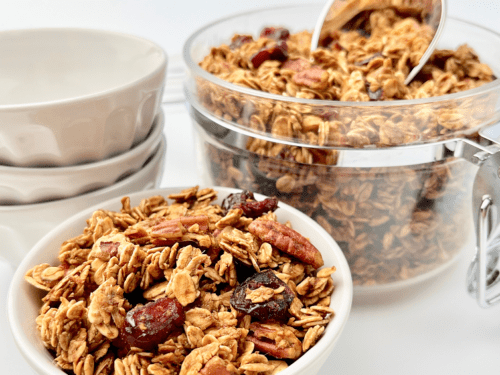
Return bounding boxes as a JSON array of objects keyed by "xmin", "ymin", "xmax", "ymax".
[
  {"xmin": 230, "ymin": 269, "xmax": 294, "ymax": 321},
  {"xmin": 221, "ymin": 191, "xmax": 278, "ymax": 218},
  {"xmin": 251, "ymin": 49, "xmax": 270, "ymax": 69},
  {"xmin": 250, "ymin": 41, "xmax": 288, "ymax": 69},
  {"xmin": 260, "ymin": 27, "xmax": 290, "ymax": 41},
  {"xmin": 230, "ymin": 34, "xmax": 253, "ymax": 50},
  {"xmin": 115, "ymin": 297, "xmax": 185, "ymax": 352}
]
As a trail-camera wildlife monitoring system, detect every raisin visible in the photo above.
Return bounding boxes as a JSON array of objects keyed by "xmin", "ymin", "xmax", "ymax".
[
  {"xmin": 260, "ymin": 27, "xmax": 290, "ymax": 41},
  {"xmin": 230, "ymin": 34, "xmax": 253, "ymax": 50},
  {"xmin": 250, "ymin": 41, "xmax": 288, "ymax": 69},
  {"xmin": 222, "ymin": 190, "xmax": 255, "ymax": 209},
  {"xmin": 221, "ymin": 190, "xmax": 278, "ymax": 218},
  {"xmin": 230, "ymin": 269, "xmax": 294, "ymax": 321},
  {"xmin": 115, "ymin": 297, "xmax": 185, "ymax": 352}
]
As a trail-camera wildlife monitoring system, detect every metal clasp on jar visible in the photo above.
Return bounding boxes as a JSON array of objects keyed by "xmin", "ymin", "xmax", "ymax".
[{"xmin": 456, "ymin": 124, "xmax": 500, "ymax": 307}]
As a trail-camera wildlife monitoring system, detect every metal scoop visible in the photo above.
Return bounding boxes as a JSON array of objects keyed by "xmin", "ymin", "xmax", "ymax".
[{"xmin": 311, "ymin": 0, "xmax": 446, "ymax": 85}]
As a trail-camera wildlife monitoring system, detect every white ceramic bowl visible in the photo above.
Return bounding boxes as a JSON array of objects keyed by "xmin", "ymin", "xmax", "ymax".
[
  {"xmin": 0, "ymin": 110, "xmax": 165, "ymax": 205},
  {"xmin": 7, "ymin": 186, "xmax": 352, "ymax": 375},
  {"xmin": 0, "ymin": 28, "xmax": 166, "ymax": 167},
  {"xmin": 0, "ymin": 135, "xmax": 165, "ymax": 266}
]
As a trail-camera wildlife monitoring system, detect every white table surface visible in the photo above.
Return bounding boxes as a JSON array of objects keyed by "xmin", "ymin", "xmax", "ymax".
[{"xmin": 1, "ymin": 1, "xmax": 500, "ymax": 374}]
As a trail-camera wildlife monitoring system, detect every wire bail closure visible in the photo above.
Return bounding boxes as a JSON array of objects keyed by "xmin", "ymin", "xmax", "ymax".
[{"xmin": 467, "ymin": 151, "xmax": 500, "ymax": 307}]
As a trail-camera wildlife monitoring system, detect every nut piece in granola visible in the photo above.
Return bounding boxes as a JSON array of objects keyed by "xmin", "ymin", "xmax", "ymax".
[
  {"xmin": 247, "ymin": 322, "xmax": 302, "ymax": 359},
  {"xmin": 248, "ymin": 220, "xmax": 324, "ymax": 268}
]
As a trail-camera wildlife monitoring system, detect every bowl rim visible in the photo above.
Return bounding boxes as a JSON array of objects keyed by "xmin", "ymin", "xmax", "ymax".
[
  {"xmin": 0, "ymin": 110, "xmax": 164, "ymax": 175},
  {"xmin": 0, "ymin": 135, "xmax": 166, "ymax": 212},
  {"xmin": 183, "ymin": 4, "xmax": 500, "ymax": 108},
  {"xmin": 7, "ymin": 185, "xmax": 353, "ymax": 375},
  {"xmin": 0, "ymin": 27, "xmax": 167, "ymax": 110}
]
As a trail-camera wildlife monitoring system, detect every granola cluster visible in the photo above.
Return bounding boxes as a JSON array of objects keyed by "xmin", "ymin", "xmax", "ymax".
[
  {"xmin": 193, "ymin": 8, "xmax": 496, "ymax": 287},
  {"xmin": 25, "ymin": 187, "xmax": 338, "ymax": 375}
]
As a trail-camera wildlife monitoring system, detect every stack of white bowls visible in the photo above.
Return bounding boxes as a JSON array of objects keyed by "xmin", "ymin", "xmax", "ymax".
[{"xmin": 0, "ymin": 28, "xmax": 167, "ymax": 262}]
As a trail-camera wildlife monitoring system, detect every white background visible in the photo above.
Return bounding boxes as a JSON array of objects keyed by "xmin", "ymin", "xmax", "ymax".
[{"xmin": 1, "ymin": 1, "xmax": 500, "ymax": 374}]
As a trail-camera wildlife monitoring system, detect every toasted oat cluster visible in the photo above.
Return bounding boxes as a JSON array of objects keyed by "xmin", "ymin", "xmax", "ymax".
[{"xmin": 25, "ymin": 187, "xmax": 337, "ymax": 375}]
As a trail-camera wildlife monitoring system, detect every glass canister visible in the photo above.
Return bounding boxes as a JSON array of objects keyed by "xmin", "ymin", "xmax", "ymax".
[{"xmin": 183, "ymin": 4, "xmax": 500, "ymax": 299}]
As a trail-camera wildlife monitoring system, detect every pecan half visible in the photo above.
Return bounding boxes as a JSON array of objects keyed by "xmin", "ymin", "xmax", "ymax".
[
  {"xmin": 282, "ymin": 58, "xmax": 311, "ymax": 73},
  {"xmin": 292, "ymin": 67, "xmax": 328, "ymax": 89},
  {"xmin": 248, "ymin": 220, "xmax": 324, "ymax": 268},
  {"xmin": 247, "ymin": 323, "xmax": 302, "ymax": 360},
  {"xmin": 149, "ymin": 216, "xmax": 212, "ymax": 247},
  {"xmin": 152, "ymin": 216, "xmax": 210, "ymax": 236}
]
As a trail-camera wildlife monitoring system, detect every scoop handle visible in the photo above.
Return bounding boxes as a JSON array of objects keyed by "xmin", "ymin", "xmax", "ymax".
[{"xmin": 311, "ymin": 0, "xmax": 446, "ymax": 86}]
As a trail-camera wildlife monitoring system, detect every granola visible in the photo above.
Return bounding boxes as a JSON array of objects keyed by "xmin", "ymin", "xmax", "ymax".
[
  {"xmin": 201, "ymin": 140, "xmax": 476, "ymax": 286},
  {"xmin": 26, "ymin": 187, "xmax": 337, "ymax": 375},
  {"xmin": 198, "ymin": 9, "xmax": 496, "ymax": 148},
  {"xmin": 194, "ymin": 8, "xmax": 495, "ymax": 287}
]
